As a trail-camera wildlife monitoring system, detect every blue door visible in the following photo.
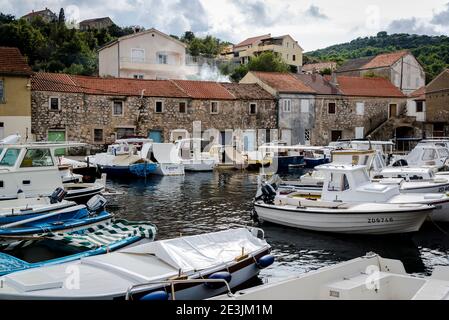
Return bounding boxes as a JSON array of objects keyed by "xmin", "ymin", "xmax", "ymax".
[{"xmin": 149, "ymin": 130, "xmax": 163, "ymax": 143}]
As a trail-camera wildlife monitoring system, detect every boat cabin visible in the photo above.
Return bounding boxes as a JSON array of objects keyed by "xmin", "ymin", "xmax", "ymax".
[
  {"xmin": 316, "ymin": 164, "xmax": 400, "ymax": 203},
  {"xmin": 403, "ymin": 144, "xmax": 449, "ymax": 169},
  {"xmin": 0, "ymin": 142, "xmax": 85, "ymax": 199}
]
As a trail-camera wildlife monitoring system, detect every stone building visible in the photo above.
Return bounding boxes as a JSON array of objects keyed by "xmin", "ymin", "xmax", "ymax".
[
  {"xmin": 79, "ymin": 17, "xmax": 114, "ymax": 31},
  {"xmin": 31, "ymin": 73, "xmax": 277, "ymax": 152},
  {"xmin": 0, "ymin": 47, "xmax": 33, "ymax": 139},
  {"xmin": 424, "ymin": 69, "xmax": 449, "ymax": 137},
  {"xmin": 241, "ymin": 71, "xmax": 407, "ymax": 146},
  {"xmin": 336, "ymin": 51, "xmax": 425, "ymax": 95},
  {"xmin": 240, "ymin": 71, "xmax": 315, "ymax": 145}
]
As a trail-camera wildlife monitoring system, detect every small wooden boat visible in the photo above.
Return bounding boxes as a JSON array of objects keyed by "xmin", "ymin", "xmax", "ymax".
[
  {"xmin": 0, "ymin": 228, "xmax": 273, "ymax": 300},
  {"xmin": 0, "ymin": 219, "xmax": 157, "ymax": 276},
  {"xmin": 211, "ymin": 252, "xmax": 449, "ymax": 300}
]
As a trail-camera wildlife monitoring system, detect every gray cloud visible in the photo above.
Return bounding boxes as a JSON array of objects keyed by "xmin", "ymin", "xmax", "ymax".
[
  {"xmin": 304, "ymin": 5, "xmax": 328, "ymax": 20},
  {"xmin": 230, "ymin": 0, "xmax": 284, "ymax": 26},
  {"xmin": 387, "ymin": 17, "xmax": 439, "ymax": 35},
  {"xmin": 431, "ymin": 3, "xmax": 449, "ymax": 26}
]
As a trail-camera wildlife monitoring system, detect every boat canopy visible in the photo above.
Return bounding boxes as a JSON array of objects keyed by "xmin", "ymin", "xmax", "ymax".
[{"xmin": 121, "ymin": 228, "xmax": 267, "ymax": 272}]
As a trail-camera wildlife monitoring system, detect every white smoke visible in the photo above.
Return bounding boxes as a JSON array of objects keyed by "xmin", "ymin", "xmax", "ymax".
[{"xmin": 187, "ymin": 63, "xmax": 231, "ymax": 82}]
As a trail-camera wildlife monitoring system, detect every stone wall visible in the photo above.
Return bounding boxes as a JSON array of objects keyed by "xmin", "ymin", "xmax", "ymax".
[
  {"xmin": 32, "ymin": 91, "xmax": 277, "ymax": 153},
  {"xmin": 311, "ymin": 95, "xmax": 407, "ymax": 145}
]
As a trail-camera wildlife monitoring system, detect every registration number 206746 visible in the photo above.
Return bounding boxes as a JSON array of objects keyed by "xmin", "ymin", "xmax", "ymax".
[{"xmin": 368, "ymin": 217, "xmax": 394, "ymax": 224}]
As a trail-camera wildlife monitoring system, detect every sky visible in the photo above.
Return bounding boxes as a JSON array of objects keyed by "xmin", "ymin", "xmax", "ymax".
[{"xmin": 1, "ymin": 0, "xmax": 449, "ymax": 51}]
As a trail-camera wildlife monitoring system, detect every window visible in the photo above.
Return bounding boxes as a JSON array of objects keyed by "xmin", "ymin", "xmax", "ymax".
[
  {"xmin": 282, "ymin": 99, "xmax": 291, "ymax": 113},
  {"xmin": 249, "ymin": 103, "xmax": 257, "ymax": 115},
  {"xmin": 301, "ymin": 100, "xmax": 310, "ymax": 113},
  {"xmin": 155, "ymin": 101, "xmax": 164, "ymax": 113},
  {"xmin": 438, "ymin": 148, "xmax": 449, "ymax": 158},
  {"xmin": 293, "ymin": 55, "xmax": 296, "ymax": 61},
  {"xmin": 328, "ymin": 102, "xmax": 336, "ymax": 114},
  {"xmin": 356, "ymin": 102, "xmax": 365, "ymax": 115},
  {"xmin": 179, "ymin": 102, "xmax": 187, "ymax": 113},
  {"xmin": 133, "ymin": 74, "xmax": 144, "ymax": 79},
  {"xmin": 422, "ymin": 149, "xmax": 437, "ymax": 161},
  {"xmin": 94, "ymin": 129, "xmax": 103, "ymax": 143},
  {"xmin": 49, "ymin": 97, "xmax": 60, "ymax": 111},
  {"xmin": 210, "ymin": 101, "xmax": 219, "ymax": 114},
  {"xmin": 0, "ymin": 148, "xmax": 20, "ymax": 167},
  {"xmin": 0, "ymin": 80, "xmax": 4, "ymax": 103},
  {"xmin": 113, "ymin": 101, "xmax": 123, "ymax": 116},
  {"xmin": 416, "ymin": 101, "xmax": 424, "ymax": 113},
  {"xmin": 20, "ymin": 148, "xmax": 54, "ymax": 168},
  {"xmin": 131, "ymin": 48, "xmax": 145, "ymax": 63},
  {"xmin": 158, "ymin": 53, "xmax": 168, "ymax": 64},
  {"xmin": 331, "ymin": 130, "xmax": 342, "ymax": 142},
  {"xmin": 304, "ymin": 129, "xmax": 311, "ymax": 145},
  {"xmin": 116, "ymin": 128, "xmax": 135, "ymax": 139},
  {"xmin": 355, "ymin": 127, "xmax": 364, "ymax": 139}
]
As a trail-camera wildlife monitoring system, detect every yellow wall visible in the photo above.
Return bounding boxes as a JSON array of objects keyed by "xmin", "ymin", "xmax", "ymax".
[{"xmin": 0, "ymin": 75, "xmax": 31, "ymax": 116}]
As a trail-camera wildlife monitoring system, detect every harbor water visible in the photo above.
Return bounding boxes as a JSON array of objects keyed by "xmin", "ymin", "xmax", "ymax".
[{"xmin": 103, "ymin": 169, "xmax": 449, "ymax": 284}]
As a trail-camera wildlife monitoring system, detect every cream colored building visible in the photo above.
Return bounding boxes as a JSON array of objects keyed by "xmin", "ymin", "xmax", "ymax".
[
  {"xmin": 233, "ymin": 34, "xmax": 303, "ymax": 70},
  {"xmin": 0, "ymin": 47, "xmax": 33, "ymax": 140},
  {"xmin": 98, "ymin": 28, "xmax": 194, "ymax": 80}
]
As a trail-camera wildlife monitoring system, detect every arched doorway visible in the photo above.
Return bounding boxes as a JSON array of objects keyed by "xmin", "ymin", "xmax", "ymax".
[{"xmin": 395, "ymin": 126, "xmax": 416, "ymax": 152}]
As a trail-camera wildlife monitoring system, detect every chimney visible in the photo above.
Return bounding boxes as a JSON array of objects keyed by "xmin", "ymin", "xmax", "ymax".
[{"xmin": 330, "ymin": 72, "xmax": 339, "ymax": 87}]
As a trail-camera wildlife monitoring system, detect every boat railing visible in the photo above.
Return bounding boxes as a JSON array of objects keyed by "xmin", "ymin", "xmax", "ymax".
[{"xmin": 124, "ymin": 278, "xmax": 232, "ymax": 300}]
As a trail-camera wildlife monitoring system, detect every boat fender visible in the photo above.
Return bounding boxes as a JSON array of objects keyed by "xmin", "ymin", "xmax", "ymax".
[
  {"xmin": 256, "ymin": 255, "xmax": 275, "ymax": 269},
  {"xmin": 50, "ymin": 187, "xmax": 67, "ymax": 204},
  {"xmin": 140, "ymin": 290, "xmax": 169, "ymax": 301},
  {"xmin": 204, "ymin": 272, "xmax": 232, "ymax": 289},
  {"xmin": 86, "ymin": 195, "xmax": 107, "ymax": 213}
]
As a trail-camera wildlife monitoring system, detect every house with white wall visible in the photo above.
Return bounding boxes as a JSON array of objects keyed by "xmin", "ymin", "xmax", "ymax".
[{"xmin": 98, "ymin": 28, "xmax": 195, "ymax": 80}]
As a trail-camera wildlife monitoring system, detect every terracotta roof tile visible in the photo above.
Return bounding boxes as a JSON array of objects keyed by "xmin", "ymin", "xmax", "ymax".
[
  {"xmin": 409, "ymin": 86, "xmax": 426, "ymax": 100},
  {"xmin": 32, "ymin": 73, "xmax": 189, "ymax": 98},
  {"xmin": 294, "ymin": 74, "xmax": 341, "ymax": 95},
  {"xmin": 336, "ymin": 76, "xmax": 405, "ymax": 98},
  {"xmin": 172, "ymin": 80, "xmax": 235, "ymax": 100},
  {"xmin": 251, "ymin": 71, "xmax": 315, "ymax": 94},
  {"xmin": 0, "ymin": 47, "xmax": 32, "ymax": 76},
  {"xmin": 234, "ymin": 34, "xmax": 271, "ymax": 48},
  {"xmin": 363, "ymin": 50, "xmax": 409, "ymax": 69},
  {"xmin": 219, "ymin": 83, "xmax": 274, "ymax": 100}
]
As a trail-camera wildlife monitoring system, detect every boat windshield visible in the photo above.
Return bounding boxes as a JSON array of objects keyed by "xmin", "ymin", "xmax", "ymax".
[
  {"xmin": 437, "ymin": 148, "xmax": 449, "ymax": 159},
  {"xmin": 422, "ymin": 148, "xmax": 437, "ymax": 161},
  {"xmin": 0, "ymin": 148, "xmax": 21, "ymax": 167},
  {"xmin": 20, "ymin": 148, "xmax": 54, "ymax": 167}
]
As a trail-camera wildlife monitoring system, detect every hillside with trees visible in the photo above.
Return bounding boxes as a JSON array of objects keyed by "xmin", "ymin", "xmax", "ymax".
[
  {"xmin": 305, "ymin": 31, "xmax": 449, "ymax": 82},
  {"xmin": 0, "ymin": 11, "xmax": 230, "ymax": 76}
]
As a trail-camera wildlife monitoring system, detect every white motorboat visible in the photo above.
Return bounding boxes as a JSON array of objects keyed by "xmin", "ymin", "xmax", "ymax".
[
  {"xmin": 0, "ymin": 142, "xmax": 105, "ymax": 204},
  {"xmin": 211, "ymin": 252, "xmax": 449, "ymax": 300},
  {"xmin": 254, "ymin": 164, "xmax": 435, "ymax": 234},
  {"xmin": 391, "ymin": 142, "xmax": 449, "ymax": 170},
  {"xmin": 141, "ymin": 142, "xmax": 185, "ymax": 176},
  {"xmin": 0, "ymin": 228, "xmax": 273, "ymax": 300},
  {"xmin": 175, "ymin": 138, "xmax": 218, "ymax": 172},
  {"xmin": 294, "ymin": 149, "xmax": 449, "ymax": 194},
  {"xmin": 271, "ymin": 164, "xmax": 449, "ymax": 222},
  {"xmin": 86, "ymin": 139, "xmax": 158, "ymax": 178}
]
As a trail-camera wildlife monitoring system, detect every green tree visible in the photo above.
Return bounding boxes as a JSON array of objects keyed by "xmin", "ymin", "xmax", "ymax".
[
  {"xmin": 230, "ymin": 52, "xmax": 290, "ymax": 82},
  {"xmin": 58, "ymin": 8, "xmax": 65, "ymax": 24}
]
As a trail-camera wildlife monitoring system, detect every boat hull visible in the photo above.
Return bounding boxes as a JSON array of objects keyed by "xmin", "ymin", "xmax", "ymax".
[
  {"xmin": 304, "ymin": 157, "xmax": 330, "ymax": 168},
  {"xmin": 184, "ymin": 160, "xmax": 216, "ymax": 172},
  {"xmin": 153, "ymin": 163, "xmax": 185, "ymax": 176},
  {"xmin": 98, "ymin": 163, "xmax": 157, "ymax": 178},
  {"xmin": 274, "ymin": 156, "xmax": 304, "ymax": 172},
  {"xmin": 254, "ymin": 203, "xmax": 428, "ymax": 235}
]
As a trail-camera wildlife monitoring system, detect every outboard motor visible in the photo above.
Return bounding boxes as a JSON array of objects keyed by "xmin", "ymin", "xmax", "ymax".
[
  {"xmin": 255, "ymin": 181, "xmax": 277, "ymax": 205},
  {"xmin": 86, "ymin": 195, "xmax": 107, "ymax": 213},
  {"xmin": 50, "ymin": 187, "xmax": 67, "ymax": 204}
]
